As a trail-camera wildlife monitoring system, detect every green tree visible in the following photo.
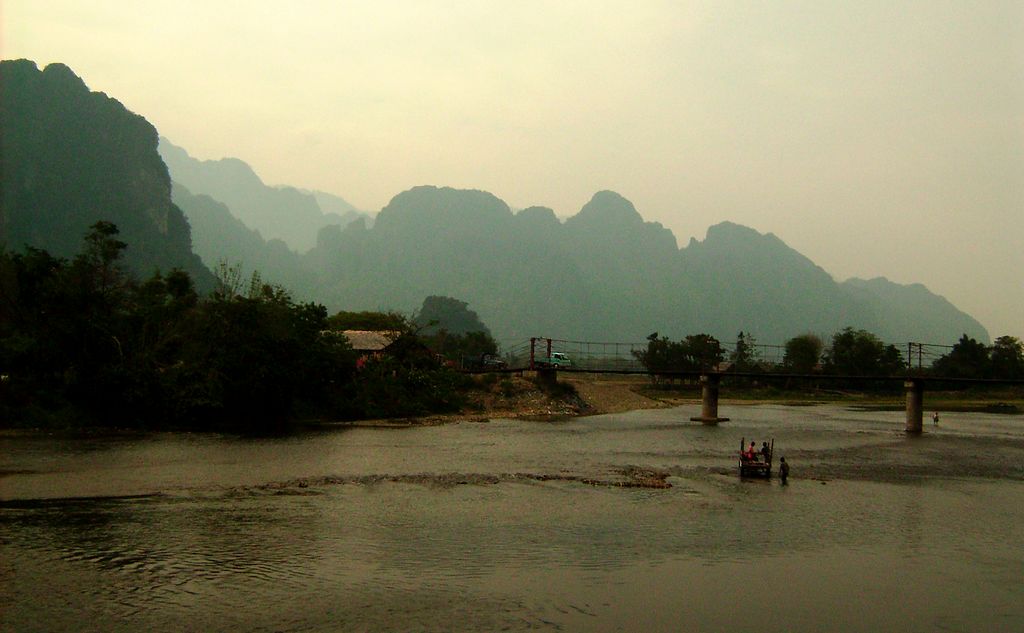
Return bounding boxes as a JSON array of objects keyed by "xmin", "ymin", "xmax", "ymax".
[
  {"xmin": 0, "ymin": 246, "xmax": 76, "ymax": 417},
  {"xmin": 932, "ymin": 334, "xmax": 991, "ymax": 379},
  {"xmin": 170, "ymin": 279, "xmax": 356, "ymax": 429},
  {"xmin": 0, "ymin": 223, "xmax": 150, "ymax": 424},
  {"xmin": 80, "ymin": 220, "xmax": 128, "ymax": 294},
  {"xmin": 326, "ymin": 309, "xmax": 410, "ymax": 333},
  {"xmin": 423, "ymin": 329, "xmax": 498, "ymax": 366},
  {"xmin": 823, "ymin": 327, "xmax": 904, "ymax": 376},
  {"xmin": 344, "ymin": 354, "xmax": 468, "ymax": 419},
  {"xmin": 783, "ymin": 333, "xmax": 823, "ymax": 373},
  {"xmin": 633, "ymin": 332, "xmax": 724, "ymax": 373},
  {"xmin": 990, "ymin": 335, "xmax": 1024, "ymax": 380},
  {"xmin": 682, "ymin": 334, "xmax": 724, "ymax": 371},
  {"xmin": 730, "ymin": 331, "xmax": 760, "ymax": 372},
  {"xmin": 1, "ymin": 224, "xmax": 484, "ymax": 430},
  {"xmin": 634, "ymin": 333, "xmax": 679, "ymax": 373}
]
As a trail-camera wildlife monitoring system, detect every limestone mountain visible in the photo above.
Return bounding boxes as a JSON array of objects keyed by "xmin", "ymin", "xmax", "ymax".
[
  {"xmin": 0, "ymin": 59, "xmax": 213, "ymax": 288},
  {"xmin": 307, "ymin": 186, "xmax": 599, "ymax": 340},
  {"xmin": 302, "ymin": 186, "xmax": 990, "ymax": 346},
  {"xmin": 2, "ymin": 58, "xmax": 989, "ymax": 348},
  {"xmin": 308, "ymin": 190, "xmax": 372, "ymax": 229},
  {"xmin": 674, "ymin": 222, "xmax": 989, "ymax": 344},
  {"xmin": 163, "ymin": 152, "xmax": 990, "ymax": 345},
  {"xmin": 169, "ymin": 182, "xmax": 310, "ymax": 292},
  {"xmin": 841, "ymin": 276, "xmax": 985, "ymax": 344},
  {"xmin": 563, "ymin": 191, "xmax": 681, "ymax": 312},
  {"xmin": 674, "ymin": 221, "xmax": 879, "ymax": 341},
  {"xmin": 158, "ymin": 138, "xmax": 371, "ymax": 252}
]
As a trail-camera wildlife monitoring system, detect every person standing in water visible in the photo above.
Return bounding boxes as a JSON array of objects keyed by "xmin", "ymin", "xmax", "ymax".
[
  {"xmin": 933, "ymin": 411, "xmax": 940, "ymax": 426},
  {"xmin": 779, "ymin": 457, "xmax": 789, "ymax": 485}
]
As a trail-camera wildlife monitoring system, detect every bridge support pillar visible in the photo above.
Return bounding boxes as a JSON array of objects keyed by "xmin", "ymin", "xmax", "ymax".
[
  {"xmin": 690, "ymin": 373, "xmax": 730, "ymax": 424},
  {"xmin": 905, "ymin": 379, "xmax": 924, "ymax": 434},
  {"xmin": 536, "ymin": 368, "xmax": 557, "ymax": 388}
]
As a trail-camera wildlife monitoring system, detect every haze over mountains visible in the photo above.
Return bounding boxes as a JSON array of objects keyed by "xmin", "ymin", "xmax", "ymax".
[
  {"xmin": 1, "ymin": 60, "xmax": 990, "ymax": 347},
  {"xmin": 163, "ymin": 137, "xmax": 987, "ymax": 346},
  {"xmin": 159, "ymin": 138, "xmax": 370, "ymax": 252}
]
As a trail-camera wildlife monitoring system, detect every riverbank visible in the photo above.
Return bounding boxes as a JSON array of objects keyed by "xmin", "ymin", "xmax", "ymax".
[
  {"xmin": 345, "ymin": 372, "xmax": 1024, "ymax": 428},
  {"xmin": 456, "ymin": 373, "xmax": 1024, "ymax": 422},
  {"xmin": 5, "ymin": 372, "xmax": 1019, "ymax": 432},
  {"xmin": 344, "ymin": 373, "xmax": 1022, "ymax": 428}
]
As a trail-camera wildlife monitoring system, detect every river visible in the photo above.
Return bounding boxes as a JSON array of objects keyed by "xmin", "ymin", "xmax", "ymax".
[{"xmin": 2, "ymin": 404, "xmax": 1023, "ymax": 632}]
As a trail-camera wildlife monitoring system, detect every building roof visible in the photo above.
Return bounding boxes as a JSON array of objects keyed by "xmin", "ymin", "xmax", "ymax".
[{"xmin": 340, "ymin": 330, "xmax": 398, "ymax": 352}]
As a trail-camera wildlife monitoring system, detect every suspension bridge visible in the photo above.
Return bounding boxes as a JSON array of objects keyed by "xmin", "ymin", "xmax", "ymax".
[
  {"xmin": 469, "ymin": 337, "xmax": 1022, "ymax": 435},
  {"xmin": 489, "ymin": 336, "xmax": 955, "ymax": 373}
]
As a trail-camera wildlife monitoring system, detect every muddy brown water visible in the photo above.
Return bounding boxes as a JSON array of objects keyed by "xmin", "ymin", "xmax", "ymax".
[{"xmin": 2, "ymin": 404, "xmax": 1023, "ymax": 632}]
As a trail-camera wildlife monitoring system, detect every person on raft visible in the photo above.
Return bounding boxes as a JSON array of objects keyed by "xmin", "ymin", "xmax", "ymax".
[{"xmin": 742, "ymin": 441, "xmax": 758, "ymax": 461}]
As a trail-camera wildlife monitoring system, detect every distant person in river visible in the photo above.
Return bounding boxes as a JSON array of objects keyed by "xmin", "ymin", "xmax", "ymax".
[
  {"xmin": 779, "ymin": 457, "xmax": 789, "ymax": 485},
  {"xmin": 933, "ymin": 411, "xmax": 940, "ymax": 426},
  {"xmin": 760, "ymin": 442, "xmax": 771, "ymax": 462}
]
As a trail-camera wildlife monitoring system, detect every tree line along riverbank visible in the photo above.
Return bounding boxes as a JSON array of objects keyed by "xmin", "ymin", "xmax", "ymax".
[{"xmin": 3, "ymin": 223, "xmax": 1020, "ymax": 433}]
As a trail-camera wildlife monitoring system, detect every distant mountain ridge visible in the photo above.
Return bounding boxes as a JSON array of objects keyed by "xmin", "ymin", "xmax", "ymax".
[
  {"xmin": 297, "ymin": 185, "xmax": 989, "ymax": 345},
  {"xmin": 2, "ymin": 59, "xmax": 990, "ymax": 347},
  {"xmin": 158, "ymin": 138, "xmax": 371, "ymax": 252},
  {"xmin": 168, "ymin": 182, "xmax": 310, "ymax": 291},
  {"xmin": 841, "ymin": 276, "xmax": 983, "ymax": 343},
  {"xmin": 169, "ymin": 168, "xmax": 990, "ymax": 345}
]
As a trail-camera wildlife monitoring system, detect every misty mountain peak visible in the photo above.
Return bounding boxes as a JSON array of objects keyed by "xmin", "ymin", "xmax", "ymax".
[
  {"xmin": 217, "ymin": 157, "xmax": 264, "ymax": 185},
  {"xmin": 374, "ymin": 186, "xmax": 513, "ymax": 234},
  {"xmin": 159, "ymin": 137, "xmax": 265, "ymax": 189},
  {"xmin": 845, "ymin": 276, "xmax": 948, "ymax": 305},
  {"xmin": 2, "ymin": 58, "xmax": 40, "ymax": 77},
  {"xmin": 37, "ymin": 61, "xmax": 89, "ymax": 94},
  {"xmin": 693, "ymin": 221, "xmax": 805, "ymax": 261},
  {"xmin": 704, "ymin": 221, "xmax": 778, "ymax": 245},
  {"xmin": 6, "ymin": 58, "xmax": 992, "ymax": 348},
  {"xmin": 515, "ymin": 206, "xmax": 560, "ymax": 225},
  {"xmin": 159, "ymin": 137, "xmax": 371, "ymax": 251},
  {"xmin": 568, "ymin": 190, "xmax": 643, "ymax": 227},
  {"xmin": 564, "ymin": 191, "xmax": 679, "ymax": 254},
  {"xmin": 685, "ymin": 221, "xmax": 828, "ymax": 281}
]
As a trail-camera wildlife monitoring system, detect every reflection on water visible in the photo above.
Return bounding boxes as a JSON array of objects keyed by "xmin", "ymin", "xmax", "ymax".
[{"xmin": 2, "ymin": 405, "xmax": 1023, "ymax": 632}]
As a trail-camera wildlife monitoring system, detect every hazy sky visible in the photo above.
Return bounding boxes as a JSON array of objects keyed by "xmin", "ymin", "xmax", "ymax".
[{"xmin": 4, "ymin": 0, "xmax": 1022, "ymax": 341}]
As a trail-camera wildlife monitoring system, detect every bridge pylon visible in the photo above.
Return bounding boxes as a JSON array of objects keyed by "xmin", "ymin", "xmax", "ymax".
[
  {"xmin": 535, "ymin": 367, "xmax": 557, "ymax": 387},
  {"xmin": 690, "ymin": 373, "xmax": 730, "ymax": 424},
  {"xmin": 905, "ymin": 378, "xmax": 924, "ymax": 434}
]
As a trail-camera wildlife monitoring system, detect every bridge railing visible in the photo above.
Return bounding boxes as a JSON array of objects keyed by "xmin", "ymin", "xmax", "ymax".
[{"xmin": 492, "ymin": 338, "xmax": 967, "ymax": 374}]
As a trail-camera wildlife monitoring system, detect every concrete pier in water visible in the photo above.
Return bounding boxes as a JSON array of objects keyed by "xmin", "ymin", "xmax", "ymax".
[
  {"xmin": 690, "ymin": 373, "xmax": 730, "ymax": 424},
  {"xmin": 905, "ymin": 379, "xmax": 924, "ymax": 434}
]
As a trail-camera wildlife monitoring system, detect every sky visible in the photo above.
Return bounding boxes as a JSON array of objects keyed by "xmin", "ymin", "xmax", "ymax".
[{"xmin": 3, "ymin": 0, "xmax": 1022, "ymax": 341}]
